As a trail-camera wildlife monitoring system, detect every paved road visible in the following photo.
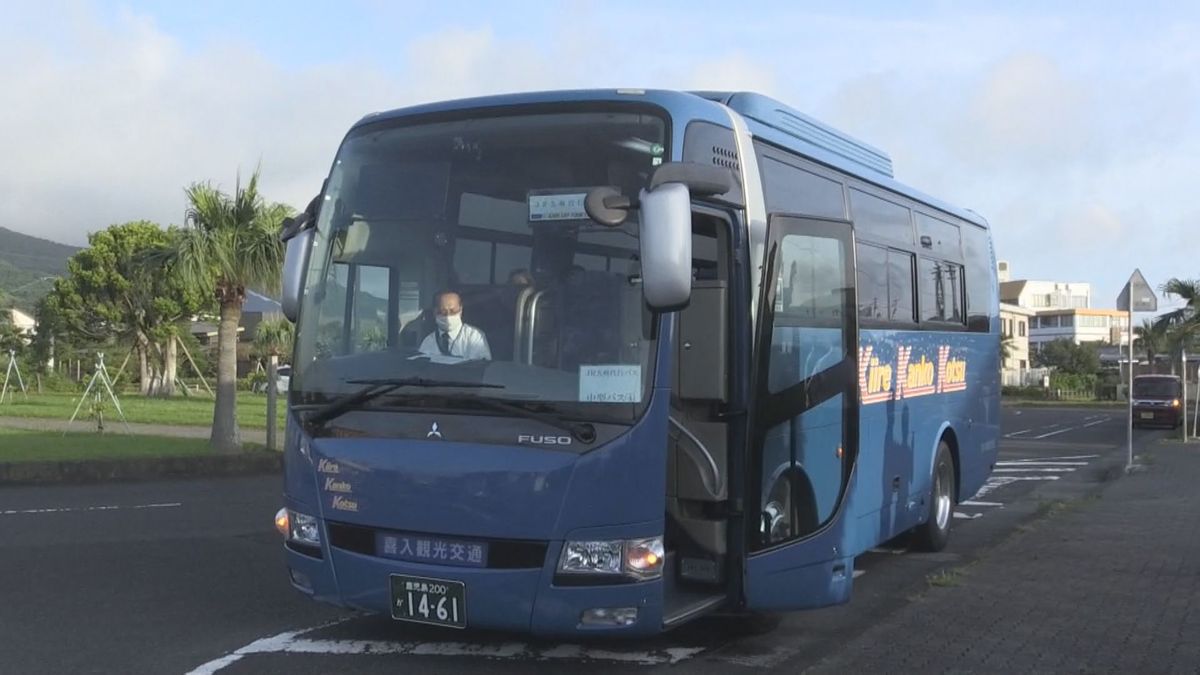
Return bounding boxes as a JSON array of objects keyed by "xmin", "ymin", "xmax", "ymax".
[{"xmin": 0, "ymin": 407, "xmax": 1162, "ymax": 674}]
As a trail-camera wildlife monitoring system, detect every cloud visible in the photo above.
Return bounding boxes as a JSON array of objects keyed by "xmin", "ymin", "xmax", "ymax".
[
  {"xmin": 960, "ymin": 53, "xmax": 1093, "ymax": 165},
  {"xmin": 0, "ymin": 8, "xmax": 407, "ymax": 244},
  {"xmin": 686, "ymin": 53, "xmax": 778, "ymax": 96},
  {"xmin": 2, "ymin": 2, "xmax": 1199, "ymax": 312}
]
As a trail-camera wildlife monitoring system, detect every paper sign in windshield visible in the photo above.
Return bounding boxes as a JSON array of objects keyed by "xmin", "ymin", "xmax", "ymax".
[
  {"xmin": 528, "ymin": 192, "xmax": 588, "ymax": 222},
  {"xmin": 579, "ymin": 365, "xmax": 642, "ymax": 403}
]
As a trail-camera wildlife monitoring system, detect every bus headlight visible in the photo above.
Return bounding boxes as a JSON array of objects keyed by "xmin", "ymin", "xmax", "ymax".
[
  {"xmin": 275, "ymin": 508, "xmax": 321, "ymax": 546},
  {"xmin": 557, "ymin": 536, "xmax": 664, "ymax": 580}
]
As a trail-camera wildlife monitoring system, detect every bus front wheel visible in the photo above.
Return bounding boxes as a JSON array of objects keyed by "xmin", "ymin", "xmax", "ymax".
[{"xmin": 913, "ymin": 440, "xmax": 955, "ymax": 552}]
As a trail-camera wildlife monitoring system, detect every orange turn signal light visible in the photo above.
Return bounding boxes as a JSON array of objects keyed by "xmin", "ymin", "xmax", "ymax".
[{"xmin": 274, "ymin": 508, "xmax": 289, "ymax": 537}]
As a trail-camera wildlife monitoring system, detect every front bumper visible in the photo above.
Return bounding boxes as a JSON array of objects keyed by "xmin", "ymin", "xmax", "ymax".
[
  {"xmin": 1132, "ymin": 406, "xmax": 1180, "ymax": 426},
  {"xmin": 284, "ymin": 530, "xmax": 665, "ymax": 637}
]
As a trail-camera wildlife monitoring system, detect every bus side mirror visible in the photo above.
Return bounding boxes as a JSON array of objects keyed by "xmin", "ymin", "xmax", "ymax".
[
  {"xmin": 281, "ymin": 227, "xmax": 314, "ymax": 322},
  {"xmin": 280, "ymin": 194, "xmax": 322, "ymax": 322},
  {"xmin": 638, "ymin": 182, "xmax": 692, "ymax": 311}
]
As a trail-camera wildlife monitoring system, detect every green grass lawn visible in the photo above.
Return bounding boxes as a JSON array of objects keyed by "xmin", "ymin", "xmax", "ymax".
[
  {"xmin": 0, "ymin": 391, "xmax": 285, "ymax": 429},
  {"xmin": 0, "ymin": 427, "xmax": 218, "ymax": 462},
  {"xmin": 1001, "ymin": 398, "xmax": 1126, "ymax": 408}
]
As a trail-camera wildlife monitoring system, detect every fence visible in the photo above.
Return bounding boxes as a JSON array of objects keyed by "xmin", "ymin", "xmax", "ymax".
[{"xmin": 1001, "ymin": 367, "xmax": 1053, "ymax": 388}]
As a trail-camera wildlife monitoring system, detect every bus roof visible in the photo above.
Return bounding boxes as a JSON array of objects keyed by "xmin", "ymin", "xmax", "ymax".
[{"xmin": 354, "ymin": 88, "xmax": 988, "ymax": 230}]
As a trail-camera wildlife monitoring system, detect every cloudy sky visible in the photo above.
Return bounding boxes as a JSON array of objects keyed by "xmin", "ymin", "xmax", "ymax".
[{"xmin": 2, "ymin": 1, "xmax": 1197, "ymax": 309}]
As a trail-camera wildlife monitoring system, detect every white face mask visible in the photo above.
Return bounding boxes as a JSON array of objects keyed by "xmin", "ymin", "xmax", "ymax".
[{"xmin": 436, "ymin": 313, "xmax": 462, "ymax": 333}]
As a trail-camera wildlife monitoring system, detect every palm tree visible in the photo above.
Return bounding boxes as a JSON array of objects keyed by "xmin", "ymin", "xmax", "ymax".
[
  {"xmin": 1156, "ymin": 279, "xmax": 1200, "ymax": 376},
  {"xmin": 167, "ymin": 170, "xmax": 290, "ymax": 452},
  {"xmin": 1000, "ymin": 335, "xmax": 1014, "ymax": 367},
  {"xmin": 253, "ymin": 317, "xmax": 294, "ymax": 366},
  {"xmin": 1134, "ymin": 318, "xmax": 1166, "ymax": 373}
]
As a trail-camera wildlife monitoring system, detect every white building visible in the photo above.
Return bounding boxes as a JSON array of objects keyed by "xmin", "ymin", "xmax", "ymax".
[
  {"xmin": 1000, "ymin": 302, "xmax": 1034, "ymax": 370},
  {"xmin": 1028, "ymin": 309, "xmax": 1130, "ymax": 349},
  {"xmin": 1000, "ymin": 279, "xmax": 1092, "ymax": 311},
  {"xmin": 3, "ymin": 308, "xmax": 35, "ymax": 336}
]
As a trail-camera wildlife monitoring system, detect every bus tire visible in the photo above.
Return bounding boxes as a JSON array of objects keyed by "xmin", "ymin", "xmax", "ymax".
[{"xmin": 913, "ymin": 440, "xmax": 955, "ymax": 552}]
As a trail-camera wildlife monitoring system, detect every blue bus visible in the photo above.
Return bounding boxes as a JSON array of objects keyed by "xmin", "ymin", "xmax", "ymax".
[{"xmin": 274, "ymin": 89, "xmax": 1000, "ymax": 636}]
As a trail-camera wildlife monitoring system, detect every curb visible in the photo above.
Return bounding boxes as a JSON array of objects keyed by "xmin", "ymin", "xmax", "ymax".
[{"xmin": 0, "ymin": 452, "xmax": 282, "ymax": 486}]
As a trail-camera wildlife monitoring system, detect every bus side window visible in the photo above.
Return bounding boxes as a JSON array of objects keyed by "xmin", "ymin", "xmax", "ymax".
[{"xmin": 768, "ymin": 234, "xmax": 847, "ymax": 393}]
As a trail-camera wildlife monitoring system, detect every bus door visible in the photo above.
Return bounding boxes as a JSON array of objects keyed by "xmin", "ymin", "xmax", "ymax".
[{"xmin": 743, "ymin": 215, "xmax": 860, "ymax": 611}]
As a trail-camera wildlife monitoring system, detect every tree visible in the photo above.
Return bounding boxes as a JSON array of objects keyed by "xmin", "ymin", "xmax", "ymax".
[
  {"xmin": 253, "ymin": 317, "xmax": 294, "ymax": 365},
  {"xmin": 0, "ymin": 310, "xmax": 25, "ymax": 355},
  {"xmin": 1156, "ymin": 278, "xmax": 1200, "ymax": 375},
  {"xmin": 37, "ymin": 222, "xmax": 205, "ymax": 396},
  {"xmin": 1000, "ymin": 335, "xmax": 1014, "ymax": 365},
  {"xmin": 1033, "ymin": 338, "xmax": 1101, "ymax": 375},
  {"xmin": 1134, "ymin": 318, "xmax": 1166, "ymax": 374},
  {"xmin": 163, "ymin": 170, "xmax": 289, "ymax": 453}
]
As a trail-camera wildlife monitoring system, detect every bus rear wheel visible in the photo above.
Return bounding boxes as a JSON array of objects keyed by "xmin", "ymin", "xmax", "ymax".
[{"xmin": 913, "ymin": 440, "xmax": 955, "ymax": 552}]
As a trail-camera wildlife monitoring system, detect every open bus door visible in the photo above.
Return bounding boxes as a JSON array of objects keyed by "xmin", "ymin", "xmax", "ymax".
[{"xmin": 742, "ymin": 215, "xmax": 860, "ymax": 611}]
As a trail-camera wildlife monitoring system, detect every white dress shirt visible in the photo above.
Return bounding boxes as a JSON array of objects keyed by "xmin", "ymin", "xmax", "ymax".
[{"xmin": 419, "ymin": 323, "xmax": 492, "ymax": 361}]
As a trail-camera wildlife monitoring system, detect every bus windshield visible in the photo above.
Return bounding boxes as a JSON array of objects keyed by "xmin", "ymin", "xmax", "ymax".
[{"xmin": 291, "ymin": 109, "xmax": 668, "ymax": 426}]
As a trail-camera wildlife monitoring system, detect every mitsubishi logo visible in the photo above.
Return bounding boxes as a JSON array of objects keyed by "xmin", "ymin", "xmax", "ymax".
[{"xmin": 427, "ymin": 422, "xmax": 443, "ymax": 440}]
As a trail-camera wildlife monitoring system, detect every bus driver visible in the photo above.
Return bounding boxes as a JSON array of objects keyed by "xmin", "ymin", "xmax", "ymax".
[{"xmin": 418, "ymin": 291, "xmax": 492, "ymax": 361}]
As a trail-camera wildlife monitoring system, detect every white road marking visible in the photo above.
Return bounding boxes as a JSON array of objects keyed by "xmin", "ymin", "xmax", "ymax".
[
  {"xmin": 961, "ymin": 500, "xmax": 1003, "ymax": 507},
  {"xmin": 993, "ymin": 467, "xmax": 1077, "ymax": 473},
  {"xmin": 1018, "ymin": 454, "xmax": 1099, "ymax": 461},
  {"xmin": 0, "ymin": 502, "xmax": 181, "ymax": 516},
  {"xmin": 1004, "ymin": 429, "xmax": 1034, "ymax": 438},
  {"xmin": 852, "ymin": 569, "xmax": 866, "ymax": 578},
  {"xmin": 186, "ymin": 617, "xmax": 706, "ymax": 672},
  {"xmin": 1082, "ymin": 418, "xmax": 1110, "ymax": 428},
  {"xmin": 1031, "ymin": 426, "xmax": 1078, "ymax": 439},
  {"xmin": 867, "ymin": 547, "xmax": 907, "ymax": 555},
  {"xmin": 953, "ymin": 512, "xmax": 982, "ymax": 520},
  {"xmin": 996, "ymin": 461, "xmax": 1089, "ymax": 466},
  {"xmin": 973, "ymin": 475, "xmax": 1062, "ymax": 498}
]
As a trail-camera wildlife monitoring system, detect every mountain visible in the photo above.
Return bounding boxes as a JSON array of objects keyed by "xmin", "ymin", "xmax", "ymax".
[{"xmin": 0, "ymin": 226, "xmax": 80, "ymax": 310}]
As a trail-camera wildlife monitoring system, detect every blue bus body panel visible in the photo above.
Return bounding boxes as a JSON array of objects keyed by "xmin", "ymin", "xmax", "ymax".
[
  {"xmin": 744, "ymin": 326, "xmax": 998, "ymax": 610},
  {"xmin": 746, "ymin": 392, "xmax": 856, "ymax": 610},
  {"xmin": 282, "ymin": 326, "xmax": 677, "ymax": 637},
  {"xmin": 849, "ymin": 329, "xmax": 1000, "ymax": 555}
]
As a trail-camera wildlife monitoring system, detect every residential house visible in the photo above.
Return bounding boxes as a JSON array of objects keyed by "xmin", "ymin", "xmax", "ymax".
[
  {"xmin": 1000, "ymin": 302, "xmax": 1033, "ymax": 370},
  {"xmin": 188, "ymin": 290, "xmax": 285, "ymax": 377},
  {"xmin": 3, "ymin": 308, "xmax": 36, "ymax": 337}
]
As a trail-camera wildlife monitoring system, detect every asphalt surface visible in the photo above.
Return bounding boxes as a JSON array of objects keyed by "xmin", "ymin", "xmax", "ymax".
[{"xmin": 0, "ymin": 406, "xmax": 1163, "ymax": 674}]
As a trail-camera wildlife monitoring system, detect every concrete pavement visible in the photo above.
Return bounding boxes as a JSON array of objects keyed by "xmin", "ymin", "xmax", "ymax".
[{"xmin": 805, "ymin": 436, "xmax": 1200, "ymax": 673}]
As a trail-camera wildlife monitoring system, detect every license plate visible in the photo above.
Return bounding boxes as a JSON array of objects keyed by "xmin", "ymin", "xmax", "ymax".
[
  {"xmin": 390, "ymin": 574, "xmax": 466, "ymax": 629},
  {"xmin": 1140, "ymin": 412, "xmax": 1155, "ymax": 420}
]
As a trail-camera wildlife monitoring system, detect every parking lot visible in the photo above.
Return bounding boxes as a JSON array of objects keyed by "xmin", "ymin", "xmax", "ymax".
[{"xmin": 0, "ymin": 406, "xmax": 1163, "ymax": 674}]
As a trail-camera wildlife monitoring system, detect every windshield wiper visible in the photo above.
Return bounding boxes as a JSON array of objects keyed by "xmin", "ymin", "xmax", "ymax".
[
  {"xmin": 450, "ymin": 394, "xmax": 598, "ymax": 445},
  {"xmin": 304, "ymin": 377, "xmax": 505, "ymax": 429}
]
